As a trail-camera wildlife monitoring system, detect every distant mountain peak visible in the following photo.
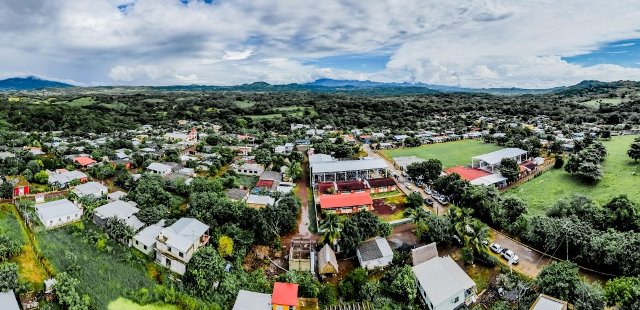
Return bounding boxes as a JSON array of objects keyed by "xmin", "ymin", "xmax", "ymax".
[{"xmin": 0, "ymin": 76, "xmax": 73, "ymax": 91}]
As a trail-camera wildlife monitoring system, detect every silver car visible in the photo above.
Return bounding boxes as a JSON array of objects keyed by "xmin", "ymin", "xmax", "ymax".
[{"xmin": 501, "ymin": 249, "xmax": 519, "ymax": 264}]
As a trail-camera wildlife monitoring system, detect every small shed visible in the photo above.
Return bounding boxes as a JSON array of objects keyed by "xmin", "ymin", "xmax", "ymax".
[{"xmin": 317, "ymin": 244, "xmax": 338, "ymax": 277}]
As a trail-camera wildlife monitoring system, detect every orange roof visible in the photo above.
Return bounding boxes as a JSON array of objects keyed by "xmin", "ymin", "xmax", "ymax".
[
  {"xmin": 319, "ymin": 192, "xmax": 373, "ymax": 209},
  {"xmin": 272, "ymin": 282, "xmax": 298, "ymax": 306},
  {"xmin": 445, "ymin": 166, "xmax": 491, "ymax": 181},
  {"xmin": 74, "ymin": 156, "xmax": 96, "ymax": 166}
]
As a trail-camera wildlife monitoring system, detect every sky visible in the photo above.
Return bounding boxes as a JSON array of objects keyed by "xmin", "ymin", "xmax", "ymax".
[{"xmin": 1, "ymin": 0, "xmax": 640, "ymax": 88}]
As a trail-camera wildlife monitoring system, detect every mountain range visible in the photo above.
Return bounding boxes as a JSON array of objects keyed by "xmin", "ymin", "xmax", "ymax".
[{"xmin": 0, "ymin": 76, "xmax": 636, "ymax": 96}]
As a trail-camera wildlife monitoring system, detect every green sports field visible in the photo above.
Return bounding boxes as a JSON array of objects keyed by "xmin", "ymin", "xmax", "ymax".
[
  {"xmin": 508, "ymin": 135, "xmax": 640, "ymax": 215},
  {"xmin": 381, "ymin": 139, "xmax": 504, "ymax": 168}
]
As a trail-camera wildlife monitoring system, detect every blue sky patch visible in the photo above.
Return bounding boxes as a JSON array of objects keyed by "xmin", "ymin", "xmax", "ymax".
[
  {"xmin": 117, "ymin": 2, "xmax": 135, "ymax": 14},
  {"xmin": 563, "ymin": 38, "xmax": 640, "ymax": 67},
  {"xmin": 304, "ymin": 54, "xmax": 391, "ymax": 72}
]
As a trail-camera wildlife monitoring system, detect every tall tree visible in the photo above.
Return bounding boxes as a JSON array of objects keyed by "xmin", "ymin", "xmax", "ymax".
[
  {"xmin": 319, "ymin": 213, "xmax": 343, "ymax": 248},
  {"xmin": 628, "ymin": 137, "xmax": 640, "ymax": 162},
  {"xmin": 499, "ymin": 157, "xmax": 520, "ymax": 182},
  {"xmin": 184, "ymin": 246, "xmax": 227, "ymax": 297}
]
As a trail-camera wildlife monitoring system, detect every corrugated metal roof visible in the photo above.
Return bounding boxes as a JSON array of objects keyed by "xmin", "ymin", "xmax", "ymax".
[
  {"xmin": 412, "ymin": 256, "xmax": 475, "ymax": 306},
  {"xmin": 471, "ymin": 148, "xmax": 527, "ymax": 165},
  {"xmin": 310, "ymin": 158, "xmax": 388, "ymax": 174},
  {"xmin": 36, "ymin": 199, "xmax": 81, "ymax": 221},
  {"xmin": 357, "ymin": 237, "xmax": 393, "ymax": 262},
  {"xmin": 232, "ymin": 290, "xmax": 272, "ymax": 310}
]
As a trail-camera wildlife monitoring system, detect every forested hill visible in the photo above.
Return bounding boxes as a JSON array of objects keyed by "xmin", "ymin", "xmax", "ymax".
[{"xmin": 0, "ymin": 76, "xmax": 73, "ymax": 90}]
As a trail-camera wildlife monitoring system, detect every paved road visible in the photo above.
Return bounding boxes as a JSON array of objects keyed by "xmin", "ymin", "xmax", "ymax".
[
  {"xmin": 362, "ymin": 144, "xmax": 447, "ymax": 215},
  {"xmin": 362, "ymin": 144, "xmax": 609, "ymax": 282}
]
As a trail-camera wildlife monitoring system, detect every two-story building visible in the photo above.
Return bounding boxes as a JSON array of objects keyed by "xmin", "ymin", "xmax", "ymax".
[{"xmin": 155, "ymin": 218, "xmax": 210, "ymax": 275}]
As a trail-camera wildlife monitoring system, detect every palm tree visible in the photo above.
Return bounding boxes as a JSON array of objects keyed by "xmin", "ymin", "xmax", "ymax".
[
  {"xmin": 319, "ymin": 213, "xmax": 343, "ymax": 248},
  {"xmin": 447, "ymin": 206, "xmax": 473, "ymax": 239},
  {"xmin": 466, "ymin": 219, "xmax": 490, "ymax": 256},
  {"xmin": 406, "ymin": 207, "xmax": 430, "ymax": 239}
]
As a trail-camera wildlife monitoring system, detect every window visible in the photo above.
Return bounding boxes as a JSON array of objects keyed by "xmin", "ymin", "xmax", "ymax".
[
  {"xmin": 179, "ymin": 252, "xmax": 184, "ymax": 258},
  {"xmin": 50, "ymin": 220, "xmax": 53, "ymax": 224},
  {"xmin": 135, "ymin": 240, "xmax": 139, "ymax": 245},
  {"xmin": 144, "ymin": 245, "xmax": 147, "ymax": 250},
  {"xmin": 452, "ymin": 296, "xmax": 460, "ymax": 303},
  {"xmin": 67, "ymin": 216, "xmax": 70, "ymax": 220}
]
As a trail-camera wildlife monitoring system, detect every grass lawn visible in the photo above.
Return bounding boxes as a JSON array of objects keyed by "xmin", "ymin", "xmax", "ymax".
[
  {"xmin": 381, "ymin": 140, "xmax": 504, "ymax": 168},
  {"xmin": 0, "ymin": 204, "xmax": 50, "ymax": 288},
  {"xmin": 64, "ymin": 97, "xmax": 96, "ymax": 107},
  {"xmin": 108, "ymin": 298, "xmax": 178, "ymax": 310},
  {"xmin": 234, "ymin": 100, "xmax": 256, "ymax": 108},
  {"xmin": 579, "ymin": 97, "xmax": 627, "ymax": 108},
  {"xmin": 371, "ymin": 190, "xmax": 402, "ymax": 199},
  {"xmin": 508, "ymin": 135, "xmax": 640, "ymax": 215},
  {"xmin": 247, "ymin": 113, "xmax": 283, "ymax": 119},
  {"xmin": 37, "ymin": 223, "xmax": 156, "ymax": 309}
]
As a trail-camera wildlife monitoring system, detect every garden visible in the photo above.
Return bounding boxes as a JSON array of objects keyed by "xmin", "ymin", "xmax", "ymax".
[
  {"xmin": 508, "ymin": 135, "xmax": 640, "ymax": 214},
  {"xmin": 36, "ymin": 222, "xmax": 158, "ymax": 309},
  {"xmin": 382, "ymin": 139, "xmax": 504, "ymax": 168}
]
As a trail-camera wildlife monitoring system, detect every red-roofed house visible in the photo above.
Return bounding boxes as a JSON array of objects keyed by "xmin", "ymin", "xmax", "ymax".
[
  {"xmin": 319, "ymin": 192, "xmax": 374, "ymax": 214},
  {"xmin": 365, "ymin": 178, "xmax": 397, "ymax": 193},
  {"xmin": 445, "ymin": 166, "xmax": 491, "ymax": 182},
  {"xmin": 272, "ymin": 282, "xmax": 298, "ymax": 310},
  {"xmin": 73, "ymin": 156, "xmax": 97, "ymax": 168}
]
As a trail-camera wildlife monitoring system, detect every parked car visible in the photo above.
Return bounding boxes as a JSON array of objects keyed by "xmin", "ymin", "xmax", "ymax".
[
  {"xmin": 406, "ymin": 184, "xmax": 413, "ymax": 190},
  {"xmin": 424, "ymin": 198, "xmax": 434, "ymax": 206},
  {"xmin": 501, "ymin": 249, "xmax": 519, "ymax": 264},
  {"xmin": 489, "ymin": 243, "xmax": 503, "ymax": 253}
]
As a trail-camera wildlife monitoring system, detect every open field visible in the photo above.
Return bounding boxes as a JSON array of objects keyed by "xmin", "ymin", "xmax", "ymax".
[
  {"xmin": 508, "ymin": 135, "xmax": 640, "ymax": 215},
  {"xmin": 234, "ymin": 100, "xmax": 256, "ymax": 108},
  {"xmin": 0, "ymin": 204, "xmax": 49, "ymax": 288},
  {"xmin": 37, "ymin": 223, "xmax": 156, "ymax": 309},
  {"xmin": 382, "ymin": 139, "xmax": 504, "ymax": 168},
  {"xmin": 246, "ymin": 106, "xmax": 317, "ymax": 119},
  {"xmin": 108, "ymin": 298, "xmax": 178, "ymax": 310},
  {"xmin": 579, "ymin": 97, "xmax": 627, "ymax": 108}
]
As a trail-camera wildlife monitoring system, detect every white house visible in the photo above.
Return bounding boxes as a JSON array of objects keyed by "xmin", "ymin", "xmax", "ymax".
[
  {"xmin": 93, "ymin": 200, "xmax": 144, "ymax": 232},
  {"xmin": 72, "ymin": 182, "xmax": 108, "ymax": 199},
  {"xmin": 132, "ymin": 220, "xmax": 165, "ymax": 255},
  {"xmin": 35, "ymin": 199, "xmax": 83, "ymax": 229},
  {"xmin": 356, "ymin": 237, "xmax": 393, "ymax": 270},
  {"xmin": 147, "ymin": 162, "xmax": 173, "ymax": 176},
  {"xmin": 155, "ymin": 218, "xmax": 210, "ymax": 275},
  {"xmin": 232, "ymin": 162, "xmax": 265, "ymax": 176},
  {"xmin": 0, "ymin": 290, "xmax": 20, "ymax": 310},
  {"xmin": 48, "ymin": 170, "xmax": 88, "ymax": 188},
  {"xmin": 412, "ymin": 256, "xmax": 477, "ymax": 310}
]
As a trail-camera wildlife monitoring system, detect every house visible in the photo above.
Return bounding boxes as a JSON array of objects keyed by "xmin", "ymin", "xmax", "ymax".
[
  {"xmin": 48, "ymin": 170, "xmax": 88, "ymax": 188},
  {"xmin": 529, "ymin": 294, "xmax": 568, "ymax": 310},
  {"xmin": 73, "ymin": 156, "xmax": 97, "ymax": 168},
  {"xmin": 232, "ymin": 290, "xmax": 272, "ymax": 310},
  {"xmin": 35, "ymin": 199, "xmax": 83, "ymax": 229},
  {"xmin": 226, "ymin": 188, "xmax": 249, "ymax": 201},
  {"xmin": 411, "ymin": 243, "xmax": 439, "ymax": 266},
  {"xmin": 155, "ymin": 218, "xmax": 210, "ymax": 275},
  {"xmin": 272, "ymin": 282, "xmax": 299, "ymax": 310},
  {"xmin": 471, "ymin": 148, "xmax": 528, "ymax": 173},
  {"xmin": 0, "ymin": 290, "xmax": 20, "ymax": 310},
  {"xmin": 233, "ymin": 161, "xmax": 265, "ymax": 176},
  {"xmin": 107, "ymin": 191, "xmax": 127, "ymax": 202},
  {"xmin": 356, "ymin": 237, "xmax": 393, "ymax": 270},
  {"xmin": 132, "ymin": 220, "xmax": 165, "ymax": 255},
  {"xmin": 72, "ymin": 181, "xmax": 108, "ymax": 198},
  {"xmin": 318, "ymin": 244, "xmax": 338, "ymax": 277},
  {"xmin": 246, "ymin": 194, "xmax": 275, "ymax": 209},
  {"xmin": 147, "ymin": 162, "xmax": 173, "ymax": 176},
  {"xmin": 365, "ymin": 178, "xmax": 397, "ymax": 193},
  {"xmin": 289, "ymin": 238, "xmax": 316, "ymax": 273},
  {"xmin": 319, "ymin": 192, "xmax": 374, "ymax": 215},
  {"xmin": 412, "ymin": 256, "xmax": 477, "ymax": 310},
  {"xmin": 232, "ymin": 282, "xmax": 306, "ymax": 310},
  {"xmin": 93, "ymin": 200, "xmax": 144, "ymax": 232}
]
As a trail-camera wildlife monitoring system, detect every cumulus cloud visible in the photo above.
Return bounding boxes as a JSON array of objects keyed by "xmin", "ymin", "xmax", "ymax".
[{"xmin": 1, "ymin": 0, "xmax": 640, "ymax": 87}]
